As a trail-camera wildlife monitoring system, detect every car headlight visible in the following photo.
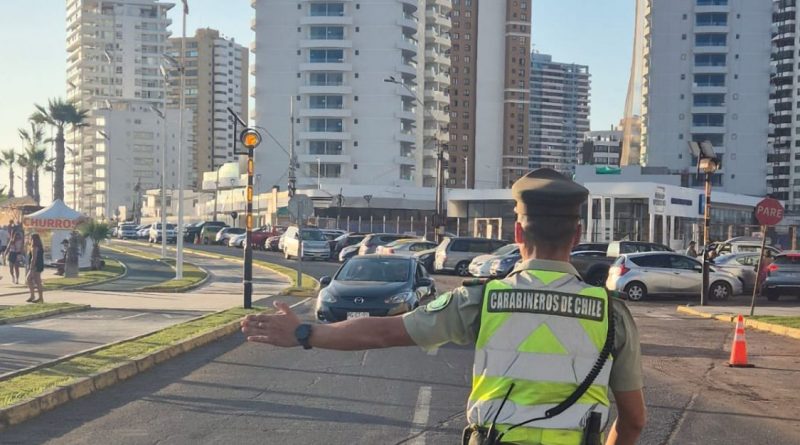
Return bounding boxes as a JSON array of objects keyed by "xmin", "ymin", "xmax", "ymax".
[
  {"xmin": 385, "ymin": 291, "xmax": 415, "ymax": 304},
  {"xmin": 318, "ymin": 289, "xmax": 337, "ymax": 303}
]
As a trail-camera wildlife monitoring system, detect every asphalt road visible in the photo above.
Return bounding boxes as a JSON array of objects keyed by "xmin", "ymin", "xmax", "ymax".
[
  {"xmin": 83, "ymin": 252, "xmax": 175, "ymax": 291},
  {"xmin": 0, "ymin": 308, "xmax": 205, "ymax": 376},
  {"xmin": 3, "ymin": 294, "xmax": 800, "ymax": 444}
]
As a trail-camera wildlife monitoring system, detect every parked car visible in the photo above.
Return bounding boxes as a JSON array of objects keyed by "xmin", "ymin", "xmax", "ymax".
[
  {"xmin": 148, "ymin": 223, "xmax": 177, "ymax": 244},
  {"xmin": 376, "ymin": 239, "xmax": 438, "ymax": 256},
  {"xmin": 136, "ymin": 224, "xmax": 151, "ymax": 240},
  {"xmin": 117, "ymin": 223, "xmax": 139, "ymax": 240},
  {"xmin": 338, "ymin": 244, "xmax": 361, "ymax": 262},
  {"xmin": 358, "ymin": 233, "xmax": 411, "ymax": 256},
  {"xmin": 572, "ymin": 241, "xmax": 673, "ymax": 286},
  {"xmin": 229, "ymin": 233, "xmax": 246, "ymax": 248},
  {"xmin": 264, "ymin": 235, "xmax": 282, "ymax": 252},
  {"xmin": 434, "ymin": 237, "xmax": 509, "ymax": 276},
  {"xmin": 713, "ymin": 237, "xmax": 781, "ymax": 258},
  {"xmin": 215, "ymin": 227, "xmax": 246, "ymax": 245},
  {"xmin": 414, "ymin": 248, "xmax": 436, "ymax": 274},
  {"xmin": 712, "ymin": 252, "xmax": 769, "ymax": 293},
  {"xmin": 489, "ymin": 252, "xmax": 522, "ymax": 278},
  {"xmin": 198, "ymin": 221, "xmax": 228, "ymax": 244},
  {"xmin": 606, "ymin": 252, "xmax": 741, "ymax": 301},
  {"xmin": 315, "ymin": 255, "xmax": 435, "ymax": 322},
  {"xmin": 762, "ymin": 252, "xmax": 800, "ymax": 301},
  {"xmin": 572, "ymin": 243, "xmax": 609, "ymax": 253},
  {"xmin": 469, "ymin": 244, "xmax": 521, "ymax": 278},
  {"xmin": 250, "ymin": 226, "xmax": 281, "ymax": 250},
  {"xmin": 333, "ymin": 233, "xmax": 366, "ymax": 257},
  {"xmin": 320, "ymin": 229, "xmax": 347, "ymax": 255},
  {"xmin": 283, "ymin": 226, "xmax": 331, "ymax": 260}
]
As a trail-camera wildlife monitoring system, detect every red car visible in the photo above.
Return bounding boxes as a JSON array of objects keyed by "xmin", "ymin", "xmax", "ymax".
[{"xmin": 251, "ymin": 226, "xmax": 285, "ymax": 250}]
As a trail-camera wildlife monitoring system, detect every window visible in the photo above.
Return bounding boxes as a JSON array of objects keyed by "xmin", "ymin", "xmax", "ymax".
[
  {"xmin": 692, "ymin": 113, "xmax": 725, "ymax": 127},
  {"xmin": 309, "ymin": 140, "xmax": 343, "ymax": 155},
  {"xmin": 310, "ymin": 163, "xmax": 342, "ymax": 178},
  {"xmin": 696, "ymin": 0, "xmax": 727, "ymax": 5},
  {"xmin": 695, "ymin": 12, "xmax": 727, "ymax": 26},
  {"xmin": 309, "ymin": 2, "xmax": 344, "ymax": 16},
  {"xmin": 310, "ymin": 26, "xmax": 344, "ymax": 40},
  {"xmin": 308, "ymin": 118, "xmax": 343, "ymax": 132},
  {"xmin": 695, "ymin": 53, "xmax": 726, "ymax": 67},
  {"xmin": 694, "ymin": 73, "xmax": 726, "ymax": 87},
  {"xmin": 309, "ymin": 49, "xmax": 344, "ymax": 63},
  {"xmin": 669, "ymin": 255, "xmax": 700, "ymax": 271},
  {"xmin": 629, "ymin": 254, "xmax": 670, "ymax": 268},
  {"xmin": 309, "ymin": 72, "xmax": 343, "ymax": 86},
  {"xmin": 309, "ymin": 95, "xmax": 344, "ymax": 109},
  {"xmin": 693, "ymin": 93, "xmax": 725, "ymax": 106},
  {"xmin": 695, "ymin": 33, "xmax": 727, "ymax": 47},
  {"xmin": 400, "ymin": 165, "xmax": 414, "ymax": 181}
]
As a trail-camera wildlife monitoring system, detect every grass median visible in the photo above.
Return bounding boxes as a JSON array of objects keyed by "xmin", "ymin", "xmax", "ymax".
[
  {"xmin": 139, "ymin": 260, "xmax": 208, "ymax": 292},
  {"xmin": 0, "ymin": 306, "xmax": 263, "ymax": 409},
  {"xmin": 43, "ymin": 259, "xmax": 125, "ymax": 290},
  {"xmin": 252, "ymin": 259, "xmax": 318, "ymax": 298},
  {"xmin": 750, "ymin": 316, "xmax": 800, "ymax": 329},
  {"xmin": 0, "ymin": 303, "xmax": 87, "ymax": 324}
]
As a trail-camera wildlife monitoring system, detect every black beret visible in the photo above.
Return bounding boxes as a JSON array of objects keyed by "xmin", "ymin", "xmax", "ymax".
[{"xmin": 512, "ymin": 168, "xmax": 589, "ymax": 218}]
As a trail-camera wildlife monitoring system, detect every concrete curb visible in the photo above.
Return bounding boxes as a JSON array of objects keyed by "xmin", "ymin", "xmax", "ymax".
[
  {"xmin": 676, "ymin": 305, "xmax": 800, "ymax": 340},
  {"xmin": 138, "ymin": 261, "xmax": 211, "ymax": 293},
  {"xmin": 0, "ymin": 259, "xmax": 128, "ymax": 298},
  {"xmin": 0, "ymin": 318, "xmax": 242, "ymax": 430},
  {"xmin": 0, "ymin": 304, "xmax": 91, "ymax": 326}
]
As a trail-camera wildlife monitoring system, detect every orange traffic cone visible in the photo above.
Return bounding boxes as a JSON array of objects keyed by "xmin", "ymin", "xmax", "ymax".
[{"xmin": 729, "ymin": 315, "xmax": 754, "ymax": 368}]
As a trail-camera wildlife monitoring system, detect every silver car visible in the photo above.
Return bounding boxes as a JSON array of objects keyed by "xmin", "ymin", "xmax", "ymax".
[
  {"xmin": 606, "ymin": 252, "xmax": 742, "ymax": 301},
  {"xmin": 469, "ymin": 244, "xmax": 520, "ymax": 278},
  {"xmin": 711, "ymin": 253, "xmax": 767, "ymax": 292}
]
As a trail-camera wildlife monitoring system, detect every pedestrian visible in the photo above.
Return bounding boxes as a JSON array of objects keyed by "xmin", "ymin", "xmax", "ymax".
[
  {"xmin": 26, "ymin": 233, "xmax": 45, "ymax": 303},
  {"xmin": 6, "ymin": 230, "xmax": 23, "ymax": 284},
  {"xmin": 685, "ymin": 241, "xmax": 698, "ymax": 258},
  {"xmin": 0, "ymin": 224, "xmax": 8, "ymax": 266},
  {"xmin": 242, "ymin": 169, "xmax": 646, "ymax": 445}
]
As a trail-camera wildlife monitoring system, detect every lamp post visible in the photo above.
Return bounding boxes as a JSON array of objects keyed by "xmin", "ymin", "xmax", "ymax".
[
  {"xmin": 688, "ymin": 141, "xmax": 720, "ymax": 306},
  {"xmin": 364, "ymin": 194, "xmax": 373, "ymax": 232},
  {"xmin": 150, "ymin": 104, "xmax": 168, "ymax": 259},
  {"xmin": 384, "ymin": 76, "xmax": 447, "ymax": 242}
]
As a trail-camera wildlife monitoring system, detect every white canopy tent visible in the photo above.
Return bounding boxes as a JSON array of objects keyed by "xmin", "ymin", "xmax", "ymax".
[{"xmin": 22, "ymin": 200, "xmax": 92, "ymax": 268}]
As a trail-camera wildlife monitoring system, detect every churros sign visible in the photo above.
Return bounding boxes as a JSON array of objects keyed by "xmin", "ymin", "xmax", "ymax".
[{"xmin": 22, "ymin": 218, "xmax": 80, "ymax": 230}]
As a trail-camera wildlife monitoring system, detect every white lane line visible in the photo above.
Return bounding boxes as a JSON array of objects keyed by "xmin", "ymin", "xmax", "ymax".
[
  {"xmin": 426, "ymin": 347, "xmax": 439, "ymax": 356},
  {"xmin": 119, "ymin": 313, "xmax": 148, "ymax": 320},
  {"xmin": 409, "ymin": 386, "xmax": 432, "ymax": 445},
  {"xmin": 1, "ymin": 342, "xmax": 21, "ymax": 347},
  {"xmin": 290, "ymin": 297, "xmax": 311, "ymax": 309}
]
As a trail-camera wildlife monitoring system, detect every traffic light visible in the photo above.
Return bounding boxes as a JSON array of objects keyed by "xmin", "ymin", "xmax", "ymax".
[{"xmin": 240, "ymin": 128, "xmax": 262, "ymax": 150}]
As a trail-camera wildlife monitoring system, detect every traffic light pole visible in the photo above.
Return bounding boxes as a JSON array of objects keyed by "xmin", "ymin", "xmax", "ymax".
[{"xmin": 701, "ymin": 172, "xmax": 712, "ymax": 306}]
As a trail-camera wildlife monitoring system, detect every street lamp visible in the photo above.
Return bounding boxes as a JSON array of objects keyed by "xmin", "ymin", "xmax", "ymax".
[
  {"xmin": 688, "ymin": 141, "xmax": 720, "ymax": 306},
  {"xmin": 150, "ymin": 104, "xmax": 168, "ymax": 259},
  {"xmin": 364, "ymin": 194, "xmax": 373, "ymax": 232}
]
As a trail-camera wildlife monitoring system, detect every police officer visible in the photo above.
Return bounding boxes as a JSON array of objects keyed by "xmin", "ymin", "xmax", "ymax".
[{"xmin": 241, "ymin": 169, "xmax": 646, "ymax": 445}]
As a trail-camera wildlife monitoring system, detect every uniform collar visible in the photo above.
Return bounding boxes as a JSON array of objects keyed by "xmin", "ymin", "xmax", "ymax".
[{"xmin": 512, "ymin": 258, "xmax": 580, "ymax": 278}]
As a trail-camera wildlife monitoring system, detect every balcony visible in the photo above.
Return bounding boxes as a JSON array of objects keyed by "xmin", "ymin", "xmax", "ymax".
[
  {"xmin": 299, "ymin": 62, "xmax": 353, "ymax": 72},
  {"xmin": 692, "ymin": 84, "xmax": 727, "ymax": 94},
  {"xmin": 692, "ymin": 64, "xmax": 728, "ymax": 74},
  {"xmin": 396, "ymin": 37, "xmax": 418, "ymax": 55},
  {"xmin": 691, "ymin": 105, "xmax": 727, "ymax": 114},
  {"xmin": 694, "ymin": 45, "xmax": 728, "ymax": 54},
  {"xmin": 299, "ymin": 16, "xmax": 353, "ymax": 26},
  {"xmin": 299, "ymin": 108, "xmax": 352, "ymax": 118},
  {"xmin": 395, "ymin": 110, "xmax": 417, "ymax": 121},
  {"xmin": 396, "ymin": 62, "xmax": 418, "ymax": 77},
  {"xmin": 299, "ymin": 85, "xmax": 352, "ymax": 94},
  {"xmin": 425, "ymin": 10, "xmax": 452, "ymax": 28},
  {"xmin": 297, "ymin": 154, "xmax": 352, "ymax": 164},
  {"xmin": 396, "ymin": 0, "xmax": 419, "ymax": 12},
  {"xmin": 299, "ymin": 131, "xmax": 351, "ymax": 141},
  {"xmin": 428, "ymin": 109, "xmax": 449, "ymax": 122},
  {"xmin": 300, "ymin": 39, "xmax": 353, "ymax": 49},
  {"xmin": 695, "ymin": 5, "xmax": 731, "ymax": 13},
  {"xmin": 397, "ymin": 16, "xmax": 418, "ymax": 33},
  {"xmin": 690, "ymin": 125, "xmax": 726, "ymax": 134},
  {"xmin": 395, "ymin": 131, "xmax": 416, "ymax": 143},
  {"xmin": 424, "ymin": 89, "xmax": 448, "ymax": 104},
  {"xmin": 394, "ymin": 155, "xmax": 416, "ymax": 165}
]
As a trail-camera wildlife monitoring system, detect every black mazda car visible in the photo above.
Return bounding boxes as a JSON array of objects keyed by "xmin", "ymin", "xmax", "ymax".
[{"xmin": 316, "ymin": 255, "xmax": 436, "ymax": 322}]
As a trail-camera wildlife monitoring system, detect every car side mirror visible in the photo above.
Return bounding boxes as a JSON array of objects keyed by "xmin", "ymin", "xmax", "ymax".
[
  {"xmin": 320, "ymin": 276, "xmax": 332, "ymax": 287},
  {"xmin": 416, "ymin": 277, "xmax": 433, "ymax": 288}
]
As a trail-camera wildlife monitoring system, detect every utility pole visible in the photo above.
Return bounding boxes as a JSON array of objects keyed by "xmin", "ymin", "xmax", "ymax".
[
  {"xmin": 289, "ymin": 98, "xmax": 302, "ymax": 288},
  {"xmin": 435, "ymin": 142, "xmax": 446, "ymax": 243},
  {"xmin": 174, "ymin": 0, "xmax": 188, "ymax": 280}
]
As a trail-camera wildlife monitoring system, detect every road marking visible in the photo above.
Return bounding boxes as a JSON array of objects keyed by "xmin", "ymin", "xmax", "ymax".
[
  {"xmin": 409, "ymin": 386, "xmax": 432, "ymax": 445},
  {"xmin": 119, "ymin": 313, "xmax": 147, "ymax": 320},
  {"xmin": 290, "ymin": 297, "xmax": 311, "ymax": 309},
  {"xmin": 426, "ymin": 347, "xmax": 439, "ymax": 356},
  {"xmin": 1, "ymin": 342, "xmax": 20, "ymax": 347}
]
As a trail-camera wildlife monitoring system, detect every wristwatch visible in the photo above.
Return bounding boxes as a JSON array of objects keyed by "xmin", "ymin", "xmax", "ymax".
[{"xmin": 294, "ymin": 323, "xmax": 313, "ymax": 350}]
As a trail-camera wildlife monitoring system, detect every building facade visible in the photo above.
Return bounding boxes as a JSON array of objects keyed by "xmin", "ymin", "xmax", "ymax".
[
  {"xmin": 167, "ymin": 28, "xmax": 248, "ymax": 189},
  {"xmin": 641, "ymin": 0, "xmax": 772, "ymax": 195},
  {"xmin": 528, "ymin": 53, "xmax": 590, "ymax": 176},
  {"xmin": 768, "ymin": 0, "xmax": 799, "ymax": 208},
  {"xmin": 449, "ymin": 0, "xmax": 532, "ymax": 189},
  {"xmin": 65, "ymin": 0, "xmax": 175, "ymax": 217},
  {"xmin": 581, "ymin": 129, "xmax": 622, "ymax": 166}
]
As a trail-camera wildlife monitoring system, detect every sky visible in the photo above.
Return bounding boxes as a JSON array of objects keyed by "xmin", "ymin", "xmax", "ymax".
[{"xmin": 0, "ymin": 0, "xmax": 632, "ymax": 201}]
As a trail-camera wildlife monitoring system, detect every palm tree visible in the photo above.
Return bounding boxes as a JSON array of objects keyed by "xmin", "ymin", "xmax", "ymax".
[
  {"xmin": 78, "ymin": 220, "xmax": 111, "ymax": 270},
  {"xmin": 17, "ymin": 122, "xmax": 48, "ymax": 204},
  {"xmin": 0, "ymin": 149, "xmax": 16, "ymax": 198},
  {"xmin": 29, "ymin": 148, "xmax": 49, "ymax": 205},
  {"xmin": 30, "ymin": 99, "xmax": 88, "ymax": 202}
]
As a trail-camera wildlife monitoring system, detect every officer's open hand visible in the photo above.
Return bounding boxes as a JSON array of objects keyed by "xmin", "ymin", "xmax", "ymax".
[{"xmin": 241, "ymin": 301, "xmax": 301, "ymax": 347}]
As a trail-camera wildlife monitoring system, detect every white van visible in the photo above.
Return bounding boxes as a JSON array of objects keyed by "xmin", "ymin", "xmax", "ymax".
[
  {"xmin": 282, "ymin": 226, "xmax": 331, "ymax": 260},
  {"xmin": 714, "ymin": 237, "xmax": 781, "ymax": 257}
]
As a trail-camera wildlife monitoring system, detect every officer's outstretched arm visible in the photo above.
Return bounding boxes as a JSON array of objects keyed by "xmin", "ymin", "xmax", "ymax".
[
  {"xmin": 605, "ymin": 389, "xmax": 646, "ymax": 445},
  {"xmin": 241, "ymin": 301, "xmax": 415, "ymax": 350}
]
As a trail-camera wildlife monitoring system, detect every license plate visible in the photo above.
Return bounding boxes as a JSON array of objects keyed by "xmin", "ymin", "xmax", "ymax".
[{"xmin": 347, "ymin": 312, "xmax": 369, "ymax": 320}]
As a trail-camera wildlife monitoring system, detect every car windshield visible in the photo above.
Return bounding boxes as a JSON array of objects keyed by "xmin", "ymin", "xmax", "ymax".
[
  {"xmin": 773, "ymin": 255, "xmax": 800, "ymax": 265},
  {"xmin": 386, "ymin": 239, "xmax": 417, "ymax": 248},
  {"xmin": 492, "ymin": 244, "xmax": 518, "ymax": 256},
  {"xmin": 301, "ymin": 230, "xmax": 326, "ymax": 241},
  {"xmin": 336, "ymin": 258, "xmax": 410, "ymax": 282},
  {"xmin": 229, "ymin": 228, "xmax": 246, "ymax": 234}
]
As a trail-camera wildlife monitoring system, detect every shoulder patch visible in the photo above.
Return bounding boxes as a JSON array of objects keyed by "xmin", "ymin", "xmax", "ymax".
[
  {"xmin": 424, "ymin": 292, "xmax": 453, "ymax": 312},
  {"xmin": 462, "ymin": 278, "xmax": 488, "ymax": 287}
]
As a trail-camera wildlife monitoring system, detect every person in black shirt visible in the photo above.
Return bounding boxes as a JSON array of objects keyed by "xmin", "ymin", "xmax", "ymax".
[{"xmin": 26, "ymin": 233, "xmax": 45, "ymax": 303}]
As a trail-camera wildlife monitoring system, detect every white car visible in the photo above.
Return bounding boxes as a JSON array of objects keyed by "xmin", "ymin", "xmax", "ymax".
[
  {"xmin": 149, "ymin": 223, "xmax": 177, "ymax": 244},
  {"xmin": 229, "ymin": 233, "xmax": 247, "ymax": 248},
  {"xmin": 469, "ymin": 244, "xmax": 520, "ymax": 278}
]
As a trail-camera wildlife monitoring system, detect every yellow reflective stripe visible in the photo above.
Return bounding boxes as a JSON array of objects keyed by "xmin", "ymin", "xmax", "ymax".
[
  {"xmin": 577, "ymin": 287, "xmax": 609, "ymax": 350},
  {"xmin": 492, "ymin": 424, "xmax": 584, "ymax": 445},
  {"xmin": 477, "ymin": 281, "xmax": 513, "ymax": 349},
  {"xmin": 527, "ymin": 270, "xmax": 567, "ymax": 285},
  {"xmin": 470, "ymin": 376, "xmax": 610, "ymax": 407}
]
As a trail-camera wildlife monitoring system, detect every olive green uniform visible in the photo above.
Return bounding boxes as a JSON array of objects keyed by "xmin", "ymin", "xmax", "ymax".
[{"xmin": 402, "ymin": 258, "xmax": 643, "ymax": 392}]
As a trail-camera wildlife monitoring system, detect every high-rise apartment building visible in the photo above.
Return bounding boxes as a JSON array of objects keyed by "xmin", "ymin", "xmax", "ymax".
[
  {"xmin": 251, "ymin": 0, "xmax": 423, "ymax": 190},
  {"xmin": 449, "ymin": 0, "xmax": 532, "ymax": 189},
  {"xmin": 581, "ymin": 129, "xmax": 622, "ymax": 166},
  {"xmin": 641, "ymin": 0, "xmax": 771, "ymax": 195},
  {"xmin": 167, "ymin": 28, "xmax": 248, "ymax": 188},
  {"xmin": 65, "ymin": 0, "xmax": 178, "ymax": 217},
  {"xmin": 528, "ymin": 53, "xmax": 590, "ymax": 176},
  {"xmin": 768, "ymin": 0, "xmax": 799, "ymax": 208}
]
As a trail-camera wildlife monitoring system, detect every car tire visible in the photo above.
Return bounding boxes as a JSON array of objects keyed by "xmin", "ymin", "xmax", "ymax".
[
  {"xmin": 709, "ymin": 281, "xmax": 732, "ymax": 301},
  {"xmin": 624, "ymin": 282, "xmax": 647, "ymax": 302},
  {"xmin": 455, "ymin": 261, "xmax": 470, "ymax": 277}
]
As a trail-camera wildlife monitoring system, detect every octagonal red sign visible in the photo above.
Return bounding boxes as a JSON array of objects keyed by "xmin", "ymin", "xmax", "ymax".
[{"xmin": 755, "ymin": 198, "xmax": 784, "ymax": 226}]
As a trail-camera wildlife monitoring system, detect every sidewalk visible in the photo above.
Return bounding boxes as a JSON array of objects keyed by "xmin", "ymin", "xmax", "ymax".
[
  {"xmin": 0, "ymin": 268, "xmax": 61, "ymax": 298},
  {"xmin": 680, "ymin": 303, "xmax": 800, "ymax": 318}
]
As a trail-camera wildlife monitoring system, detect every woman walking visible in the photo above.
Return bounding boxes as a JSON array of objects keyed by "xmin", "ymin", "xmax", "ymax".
[
  {"xmin": 7, "ymin": 230, "xmax": 23, "ymax": 284},
  {"xmin": 26, "ymin": 233, "xmax": 45, "ymax": 303}
]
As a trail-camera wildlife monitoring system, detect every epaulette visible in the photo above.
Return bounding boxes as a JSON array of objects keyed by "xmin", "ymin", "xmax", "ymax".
[{"xmin": 462, "ymin": 278, "xmax": 488, "ymax": 287}]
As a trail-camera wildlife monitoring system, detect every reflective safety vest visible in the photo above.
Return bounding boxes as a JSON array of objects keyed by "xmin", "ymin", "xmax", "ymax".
[{"xmin": 467, "ymin": 269, "xmax": 613, "ymax": 445}]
